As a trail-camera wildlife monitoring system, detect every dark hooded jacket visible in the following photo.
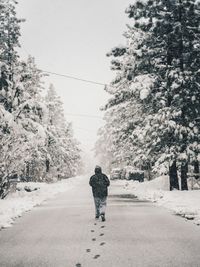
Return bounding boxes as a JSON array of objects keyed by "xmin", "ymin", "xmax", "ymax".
[{"xmin": 89, "ymin": 167, "xmax": 110, "ymax": 198}]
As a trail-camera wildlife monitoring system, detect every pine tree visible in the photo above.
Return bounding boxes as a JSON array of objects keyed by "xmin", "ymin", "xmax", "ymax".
[
  {"xmin": 45, "ymin": 84, "xmax": 81, "ymax": 180},
  {"xmin": 97, "ymin": 0, "xmax": 200, "ymax": 190},
  {"xmin": 0, "ymin": 0, "xmax": 28, "ymax": 181},
  {"xmin": 0, "ymin": 0, "xmax": 24, "ymax": 112},
  {"xmin": 96, "ymin": 12, "xmax": 155, "ymax": 170},
  {"xmin": 0, "ymin": 0, "xmax": 81, "ymax": 184},
  {"xmin": 15, "ymin": 56, "xmax": 47, "ymax": 181},
  {"xmin": 126, "ymin": 0, "xmax": 200, "ymax": 189},
  {"xmin": 0, "ymin": 1, "xmax": 47, "ymax": 182}
]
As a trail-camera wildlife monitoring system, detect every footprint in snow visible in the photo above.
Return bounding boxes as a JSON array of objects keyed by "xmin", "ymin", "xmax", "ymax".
[
  {"xmin": 100, "ymin": 233, "xmax": 104, "ymax": 236},
  {"xmin": 93, "ymin": 254, "xmax": 100, "ymax": 259},
  {"xmin": 100, "ymin": 242, "xmax": 105, "ymax": 246},
  {"xmin": 75, "ymin": 263, "xmax": 82, "ymax": 267},
  {"xmin": 86, "ymin": 249, "xmax": 91, "ymax": 253},
  {"xmin": 92, "ymin": 238, "xmax": 96, "ymax": 241}
]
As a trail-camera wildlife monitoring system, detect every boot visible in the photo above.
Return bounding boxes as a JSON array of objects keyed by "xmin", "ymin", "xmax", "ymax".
[
  {"xmin": 101, "ymin": 214, "xmax": 105, "ymax": 222},
  {"xmin": 95, "ymin": 214, "xmax": 99, "ymax": 219}
]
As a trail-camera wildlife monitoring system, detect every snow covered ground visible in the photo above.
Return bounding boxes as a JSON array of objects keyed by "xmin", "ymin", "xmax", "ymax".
[
  {"xmin": 0, "ymin": 176, "xmax": 84, "ymax": 230},
  {"xmin": 113, "ymin": 176, "xmax": 200, "ymax": 226},
  {"xmin": 2, "ymin": 174, "xmax": 200, "ymax": 231}
]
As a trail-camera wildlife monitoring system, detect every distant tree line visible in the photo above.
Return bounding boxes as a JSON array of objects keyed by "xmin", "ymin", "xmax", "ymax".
[
  {"xmin": 95, "ymin": 0, "xmax": 200, "ymax": 190},
  {"xmin": 0, "ymin": 0, "xmax": 81, "ymax": 183}
]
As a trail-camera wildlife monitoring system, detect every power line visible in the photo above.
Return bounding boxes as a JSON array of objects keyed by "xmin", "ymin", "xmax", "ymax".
[
  {"xmin": 66, "ymin": 112, "xmax": 103, "ymax": 119},
  {"xmin": 20, "ymin": 46, "xmax": 109, "ymax": 87},
  {"xmin": 40, "ymin": 69, "xmax": 107, "ymax": 87},
  {"xmin": 74, "ymin": 126, "xmax": 98, "ymax": 133}
]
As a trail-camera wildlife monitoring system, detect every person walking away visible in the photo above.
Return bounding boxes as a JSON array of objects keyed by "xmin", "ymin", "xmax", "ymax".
[{"xmin": 89, "ymin": 166, "xmax": 110, "ymax": 222}]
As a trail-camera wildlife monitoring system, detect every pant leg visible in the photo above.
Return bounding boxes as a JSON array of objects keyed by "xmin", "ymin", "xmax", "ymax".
[
  {"xmin": 94, "ymin": 197, "xmax": 100, "ymax": 216},
  {"xmin": 99, "ymin": 197, "xmax": 107, "ymax": 215}
]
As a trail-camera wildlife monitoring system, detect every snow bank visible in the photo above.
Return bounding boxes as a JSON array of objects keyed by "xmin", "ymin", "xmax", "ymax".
[
  {"xmin": 0, "ymin": 176, "xmax": 83, "ymax": 230},
  {"xmin": 113, "ymin": 177, "xmax": 200, "ymax": 226}
]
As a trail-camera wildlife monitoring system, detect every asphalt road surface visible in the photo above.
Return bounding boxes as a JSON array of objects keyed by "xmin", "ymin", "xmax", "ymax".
[{"xmin": 1, "ymin": 177, "xmax": 200, "ymax": 267}]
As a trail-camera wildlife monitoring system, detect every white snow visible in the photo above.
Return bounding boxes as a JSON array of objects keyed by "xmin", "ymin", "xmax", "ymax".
[
  {"xmin": 140, "ymin": 88, "xmax": 150, "ymax": 100},
  {"xmin": 2, "ymin": 175, "xmax": 200, "ymax": 231},
  {"xmin": 130, "ymin": 74, "xmax": 154, "ymax": 97},
  {"xmin": 0, "ymin": 176, "xmax": 84, "ymax": 229},
  {"xmin": 113, "ymin": 176, "xmax": 200, "ymax": 226}
]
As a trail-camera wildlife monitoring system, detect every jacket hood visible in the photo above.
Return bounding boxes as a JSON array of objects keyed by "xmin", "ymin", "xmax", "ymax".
[{"xmin": 95, "ymin": 165, "xmax": 102, "ymax": 174}]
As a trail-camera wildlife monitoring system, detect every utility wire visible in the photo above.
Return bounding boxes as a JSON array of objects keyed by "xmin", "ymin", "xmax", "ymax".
[
  {"xmin": 74, "ymin": 126, "xmax": 98, "ymax": 133},
  {"xmin": 66, "ymin": 112, "xmax": 103, "ymax": 119},
  {"xmin": 21, "ymin": 46, "xmax": 109, "ymax": 87},
  {"xmin": 40, "ymin": 69, "xmax": 107, "ymax": 87}
]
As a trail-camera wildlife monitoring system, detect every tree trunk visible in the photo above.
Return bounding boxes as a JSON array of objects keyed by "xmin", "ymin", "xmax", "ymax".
[
  {"xmin": 194, "ymin": 160, "xmax": 199, "ymax": 179},
  {"xmin": 169, "ymin": 160, "xmax": 179, "ymax": 190},
  {"xmin": 147, "ymin": 161, "xmax": 152, "ymax": 181},
  {"xmin": 178, "ymin": 0, "xmax": 184, "ymax": 71},
  {"xmin": 46, "ymin": 159, "xmax": 50, "ymax": 173},
  {"xmin": 194, "ymin": 160, "xmax": 199, "ymax": 173},
  {"xmin": 26, "ymin": 162, "xmax": 30, "ymax": 182},
  {"xmin": 181, "ymin": 162, "xmax": 188, "ymax": 190}
]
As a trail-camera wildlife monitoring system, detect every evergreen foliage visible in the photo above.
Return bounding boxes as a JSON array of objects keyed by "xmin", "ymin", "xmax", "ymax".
[
  {"xmin": 96, "ymin": 0, "xmax": 200, "ymax": 190},
  {"xmin": 0, "ymin": 0, "xmax": 81, "ymax": 184}
]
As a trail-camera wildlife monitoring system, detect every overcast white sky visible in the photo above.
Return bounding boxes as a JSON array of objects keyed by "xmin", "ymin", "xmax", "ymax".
[{"xmin": 17, "ymin": 0, "xmax": 131, "ymax": 154}]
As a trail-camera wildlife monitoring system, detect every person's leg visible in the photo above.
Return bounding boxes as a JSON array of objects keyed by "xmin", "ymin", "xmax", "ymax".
[
  {"xmin": 99, "ymin": 197, "xmax": 107, "ymax": 221},
  {"xmin": 94, "ymin": 197, "xmax": 100, "ymax": 218}
]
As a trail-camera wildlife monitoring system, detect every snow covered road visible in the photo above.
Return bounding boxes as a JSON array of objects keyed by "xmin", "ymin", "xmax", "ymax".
[{"xmin": 0, "ymin": 176, "xmax": 200, "ymax": 267}]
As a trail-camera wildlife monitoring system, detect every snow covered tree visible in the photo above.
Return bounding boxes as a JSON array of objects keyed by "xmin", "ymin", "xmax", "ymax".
[
  {"xmin": 0, "ymin": 0, "xmax": 24, "ymax": 112},
  {"xmin": 0, "ymin": 1, "xmax": 47, "ymax": 182},
  {"xmin": 0, "ymin": 105, "xmax": 27, "ymax": 181},
  {"xmin": 0, "ymin": 0, "xmax": 28, "ymax": 183},
  {"xmin": 0, "ymin": 0, "xmax": 81, "ymax": 187},
  {"xmin": 96, "ymin": 13, "xmax": 155, "ymax": 171},
  {"xmin": 0, "ymin": 55, "xmax": 47, "ymax": 182},
  {"xmin": 45, "ymin": 84, "xmax": 81, "ymax": 180},
  {"xmin": 14, "ymin": 56, "xmax": 47, "ymax": 181},
  {"xmin": 96, "ymin": 0, "xmax": 200, "ymax": 190},
  {"xmin": 126, "ymin": 0, "xmax": 200, "ymax": 189}
]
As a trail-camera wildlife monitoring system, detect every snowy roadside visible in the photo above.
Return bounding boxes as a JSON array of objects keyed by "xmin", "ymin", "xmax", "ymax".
[
  {"xmin": 0, "ymin": 176, "xmax": 84, "ymax": 230},
  {"xmin": 112, "ymin": 177, "xmax": 200, "ymax": 226}
]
